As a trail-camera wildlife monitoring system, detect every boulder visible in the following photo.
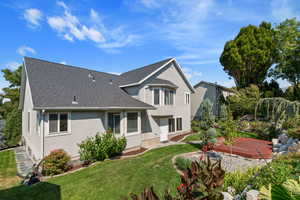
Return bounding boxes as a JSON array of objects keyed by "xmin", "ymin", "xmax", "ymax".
[
  {"xmin": 287, "ymin": 138, "xmax": 294, "ymax": 145},
  {"xmin": 279, "ymin": 144, "xmax": 289, "ymax": 152},
  {"xmin": 278, "ymin": 134, "xmax": 289, "ymax": 144},
  {"xmin": 272, "ymin": 138, "xmax": 279, "ymax": 145},
  {"xmin": 222, "ymin": 192, "xmax": 233, "ymax": 200},
  {"xmin": 246, "ymin": 190, "xmax": 259, "ymax": 200}
]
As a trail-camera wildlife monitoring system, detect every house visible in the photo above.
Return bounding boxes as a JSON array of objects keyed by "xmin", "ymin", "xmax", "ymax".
[
  {"xmin": 191, "ymin": 81, "xmax": 235, "ymax": 120},
  {"xmin": 19, "ymin": 57, "xmax": 194, "ymax": 161}
]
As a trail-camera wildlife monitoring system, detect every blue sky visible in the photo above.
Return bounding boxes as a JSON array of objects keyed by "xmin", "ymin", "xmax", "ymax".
[{"xmin": 0, "ymin": 0, "xmax": 299, "ymax": 90}]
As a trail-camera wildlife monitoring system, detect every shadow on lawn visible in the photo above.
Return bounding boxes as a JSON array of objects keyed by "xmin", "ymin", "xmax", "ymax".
[{"xmin": 0, "ymin": 182, "xmax": 61, "ymax": 200}]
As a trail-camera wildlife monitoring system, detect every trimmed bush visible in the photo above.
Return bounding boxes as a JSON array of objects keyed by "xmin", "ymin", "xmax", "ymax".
[
  {"xmin": 78, "ymin": 132, "xmax": 126, "ymax": 162},
  {"xmin": 175, "ymin": 157, "xmax": 192, "ymax": 171},
  {"xmin": 42, "ymin": 149, "xmax": 71, "ymax": 176}
]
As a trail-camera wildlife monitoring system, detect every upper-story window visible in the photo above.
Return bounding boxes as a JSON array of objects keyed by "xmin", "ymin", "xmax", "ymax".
[
  {"xmin": 153, "ymin": 88, "xmax": 160, "ymax": 105},
  {"xmin": 185, "ymin": 92, "xmax": 190, "ymax": 104},
  {"xmin": 164, "ymin": 89, "xmax": 174, "ymax": 105}
]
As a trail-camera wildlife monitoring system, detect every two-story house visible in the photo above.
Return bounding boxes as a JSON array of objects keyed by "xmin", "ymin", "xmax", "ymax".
[{"xmin": 19, "ymin": 57, "xmax": 194, "ymax": 161}]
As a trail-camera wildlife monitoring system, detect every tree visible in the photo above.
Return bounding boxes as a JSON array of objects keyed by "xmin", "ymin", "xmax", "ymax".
[
  {"xmin": 198, "ymin": 99, "xmax": 215, "ymax": 130},
  {"xmin": 261, "ymin": 79, "xmax": 283, "ymax": 98},
  {"xmin": 270, "ymin": 18, "xmax": 300, "ymax": 100},
  {"xmin": 1, "ymin": 66, "xmax": 22, "ymax": 146},
  {"xmin": 220, "ymin": 22, "xmax": 277, "ymax": 88},
  {"xmin": 0, "ymin": 66, "xmax": 21, "ymax": 118}
]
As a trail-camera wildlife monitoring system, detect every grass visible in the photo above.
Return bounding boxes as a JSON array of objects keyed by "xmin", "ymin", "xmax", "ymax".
[
  {"xmin": 184, "ymin": 128, "xmax": 260, "ymax": 143},
  {"xmin": 0, "ymin": 150, "xmax": 20, "ymax": 189},
  {"xmin": 0, "ymin": 144, "xmax": 199, "ymax": 200}
]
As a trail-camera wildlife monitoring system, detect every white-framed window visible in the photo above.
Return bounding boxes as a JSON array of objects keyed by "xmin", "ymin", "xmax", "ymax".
[
  {"xmin": 108, "ymin": 112, "xmax": 121, "ymax": 135},
  {"xmin": 127, "ymin": 112, "xmax": 138, "ymax": 133},
  {"xmin": 48, "ymin": 112, "xmax": 70, "ymax": 135},
  {"xmin": 153, "ymin": 88, "xmax": 160, "ymax": 105},
  {"xmin": 27, "ymin": 112, "xmax": 30, "ymax": 133},
  {"xmin": 185, "ymin": 92, "xmax": 190, "ymax": 104},
  {"xmin": 164, "ymin": 89, "xmax": 175, "ymax": 105},
  {"xmin": 168, "ymin": 118, "xmax": 175, "ymax": 133},
  {"xmin": 176, "ymin": 118, "xmax": 182, "ymax": 131}
]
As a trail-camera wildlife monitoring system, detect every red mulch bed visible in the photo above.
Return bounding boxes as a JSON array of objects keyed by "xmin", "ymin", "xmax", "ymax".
[
  {"xmin": 170, "ymin": 132, "xmax": 193, "ymax": 142},
  {"xmin": 213, "ymin": 137, "xmax": 273, "ymax": 159},
  {"xmin": 122, "ymin": 147, "xmax": 147, "ymax": 156}
]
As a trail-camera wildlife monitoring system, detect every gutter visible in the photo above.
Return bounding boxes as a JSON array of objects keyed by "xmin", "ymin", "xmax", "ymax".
[{"xmin": 34, "ymin": 106, "xmax": 156, "ymax": 110}]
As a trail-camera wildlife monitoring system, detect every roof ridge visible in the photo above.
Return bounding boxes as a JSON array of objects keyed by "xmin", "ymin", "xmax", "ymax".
[
  {"xmin": 24, "ymin": 56, "xmax": 120, "ymax": 77},
  {"xmin": 121, "ymin": 57, "xmax": 174, "ymax": 76}
]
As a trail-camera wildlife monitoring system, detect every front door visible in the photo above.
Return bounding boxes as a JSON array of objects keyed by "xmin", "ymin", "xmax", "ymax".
[{"xmin": 160, "ymin": 118, "xmax": 169, "ymax": 142}]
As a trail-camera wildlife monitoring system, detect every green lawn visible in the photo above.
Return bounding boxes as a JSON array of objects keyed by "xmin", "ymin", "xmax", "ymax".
[
  {"xmin": 0, "ymin": 144, "xmax": 199, "ymax": 200},
  {"xmin": 183, "ymin": 128, "xmax": 259, "ymax": 143},
  {"xmin": 0, "ymin": 150, "xmax": 20, "ymax": 189}
]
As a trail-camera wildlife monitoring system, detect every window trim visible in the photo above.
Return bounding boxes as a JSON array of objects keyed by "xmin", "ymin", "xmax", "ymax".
[
  {"xmin": 47, "ymin": 112, "xmax": 71, "ymax": 136},
  {"xmin": 176, "ymin": 117, "xmax": 182, "ymax": 131},
  {"xmin": 185, "ymin": 92, "xmax": 190, "ymax": 104},
  {"xmin": 152, "ymin": 88, "xmax": 161, "ymax": 106},
  {"xmin": 126, "ymin": 112, "xmax": 140, "ymax": 135}
]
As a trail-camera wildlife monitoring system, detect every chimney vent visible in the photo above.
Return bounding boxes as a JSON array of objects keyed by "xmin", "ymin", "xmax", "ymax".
[{"xmin": 72, "ymin": 96, "xmax": 78, "ymax": 104}]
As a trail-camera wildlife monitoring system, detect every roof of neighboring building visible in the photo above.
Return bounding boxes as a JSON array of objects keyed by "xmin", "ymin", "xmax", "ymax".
[
  {"xmin": 22, "ymin": 57, "xmax": 154, "ymax": 110},
  {"xmin": 193, "ymin": 81, "xmax": 236, "ymax": 93},
  {"xmin": 147, "ymin": 78, "xmax": 178, "ymax": 88},
  {"xmin": 119, "ymin": 58, "xmax": 174, "ymax": 86}
]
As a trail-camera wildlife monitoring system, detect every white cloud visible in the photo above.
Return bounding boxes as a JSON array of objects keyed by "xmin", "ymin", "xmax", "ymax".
[
  {"xmin": 6, "ymin": 62, "xmax": 21, "ymax": 70},
  {"xmin": 140, "ymin": 0, "xmax": 159, "ymax": 8},
  {"xmin": 47, "ymin": 1, "xmax": 137, "ymax": 51},
  {"xmin": 182, "ymin": 67, "xmax": 202, "ymax": 80},
  {"xmin": 271, "ymin": 0, "xmax": 299, "ymax": 21},
  {"xmin": 17, "ymin": 45, "xmax": 36, "ymax": 56},
  {"xmin": 60, "ymin": 61, "xmax": 67, "ymax": 64},
  {"xmin": 23, "ymin": 8, "xmax": 43, "ymax": 28}
]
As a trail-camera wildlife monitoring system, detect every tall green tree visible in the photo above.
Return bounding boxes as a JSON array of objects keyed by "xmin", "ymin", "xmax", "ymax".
[
  {"xmin": 270, "ymin": 18, "xmax": 300, "ymax": 100},
  {"xmin": 1, "ymin": 66, "xmax": 22, "ymax": 147},
  {"xmin": 220, "ymin": 22, "xmax": 277, "ymax": 88}
]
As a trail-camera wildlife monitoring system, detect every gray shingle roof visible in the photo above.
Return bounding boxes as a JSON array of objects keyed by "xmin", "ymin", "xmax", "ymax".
[
  {"xmin": 194, "ymin": 81, "xmax": 236, "ymax": 93},
  {"xmin": 120, "ymin": 58, "xmax": 173, "ymax": 86},
  {"xmin": 148, "ymin": 78, "xmax": 178, "ymax": 88},
  {"xmin": 23, "ymin": 57, "xmax": 154, "ymax": 110}
]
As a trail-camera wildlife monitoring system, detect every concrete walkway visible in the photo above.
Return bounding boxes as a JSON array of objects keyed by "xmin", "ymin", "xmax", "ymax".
[{"xmin": 15, "ymin": 146, "xmax": 33, "ymax": 177}]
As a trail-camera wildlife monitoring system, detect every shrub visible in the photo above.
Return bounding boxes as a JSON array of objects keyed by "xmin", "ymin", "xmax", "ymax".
[
  {"xmin": 219, "ymin": 104, "xmax": 228, "ymax": 121},
  {"xmin": 287, "ymin": 128, "xmax": 300, "ymax": 139},
  {"xmin": 219, "ymin": 120, "xmax": 238, "ymax": 144},
  {"xmin": 198, "ymin": 99, "xmax": 215, "ymax": 130},
  {"xmin": 201, "ymin": 128, "xmax": 217, "ymax": 147},
  {"xmin": 227, "ymin": 84, "xmax": 260, "ymax": 119},
  {"xmin": 175, "ymin": 157, "xmax": 192, "ymax": 171},
  {"xmin": 42, "ymin": 149, "xmax": 71, "ymax": 176},
  {"xmin": 282, "ymin": 115, "xmax": 300, "ymax": 130},
  {"xmin": 191, "ymin": 120, "xmax": 201, "ymax": 132},
  {"xmin": 223, "ymin": 167, "xmax": 260, "ymax": 194},
  {"xmin": 78, "ymin": 132, "xmax": 126, "ymax": 162},
  {"xmin": 3, "ymin": 107, "xmax": 22, "ymax": 147}
]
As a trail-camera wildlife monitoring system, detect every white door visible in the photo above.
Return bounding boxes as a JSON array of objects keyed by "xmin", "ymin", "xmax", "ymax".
[{"xmin": 160, "ymin": 118, "xmax": 169, "ymax": 142}]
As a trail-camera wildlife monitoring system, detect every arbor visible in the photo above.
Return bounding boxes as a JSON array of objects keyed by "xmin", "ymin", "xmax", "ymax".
[
  {"xmin": 220, "ymin": 22, "xmax": 277, "ymax": 88},
  {"xmin": 270, "ymin": 18, "xmax": 300, "ymax": 100}
]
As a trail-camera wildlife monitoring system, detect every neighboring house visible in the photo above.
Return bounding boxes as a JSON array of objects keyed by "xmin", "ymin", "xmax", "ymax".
[
  {"xmin": 19, "ymin": 57, "xmax": 194, "ymax": 161},
  {"xmin": 191, "ymin": 81, "xmax": 235, "ymax": 120}
]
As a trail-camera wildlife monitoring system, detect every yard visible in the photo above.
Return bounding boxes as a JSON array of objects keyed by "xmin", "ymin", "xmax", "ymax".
[
  {"xmin": 0, "ymin": 150, "xmax": 20, "ymax": 189},
  {"xmin": 0, "ymin": 144, "xmax": 199, "ymax": 200}
]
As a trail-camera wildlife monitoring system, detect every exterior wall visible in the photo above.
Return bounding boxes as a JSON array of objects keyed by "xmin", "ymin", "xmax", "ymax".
[
  {"xmin": 22, "ymin": 76, "xmax": 42, "ymax": 161},
  {"xmin": 191, "ymin": 83, "xmax": 235, "ymax": 119},
  {"xmin": 43, "ymin": 110, "xmax": 142, "ymax": 157},
  {"xmin": 126, "ymin": 62, "xmax": 192, "ymax": 139}
]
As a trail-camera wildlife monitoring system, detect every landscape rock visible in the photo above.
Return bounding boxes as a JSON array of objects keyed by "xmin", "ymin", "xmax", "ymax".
[
  {"xmin": 222, "ymin": 192, "xmax": 233, "ymax": 200},
  {"xmin": 246, "ymin": 190, "xmax": 259, "ymax": 200},
  {"xmin": 279, "ymin": 144, "xmax": 289, "ymax": 152},
  {"xmin": 272, "ymin": 138, "xmax": 278, "ymax": 145},
  {"xmin": 287, "ymin": 138, "xmax": 294, "ymax": 145},
  {"xmin": 278, "ymin": 134, "xmax": 288, "ymax": 144}
]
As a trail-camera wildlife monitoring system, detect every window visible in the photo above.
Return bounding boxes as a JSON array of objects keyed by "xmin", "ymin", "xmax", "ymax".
[
  {"xmin": 176, "ymin": 118, "xmax": 182, "ymax": 131},
  {"xmin": 49, "ymin": 113, "xmax": 58, "ymax": 133},
  {"xmin": 185, "ymin": 93, "xmax": 190, "ymax": 104},
  {"xmin": 154, "ymin": 88, "xmax": 160, "ymax": 105},
  {"xmin": 108, "ymin": 113, "xmax": 121, "ymax": 134},
  {"xmin": 49, "ymin": 113, "xmax": 69, "ymax": 134},
  {"xmin": 165, "ymin": 89, "xmax": 174, "ymax": 105},
  {"xmin": 28, "ymin": 112, "xmax": 30, "ymax": 132},
  {"xmin": 59, "ymin": 113, "xmax": 68, "ymax": 132},
  {"xmin": 127, "ymin": 112, "xmax": 138, "ymax": 133},
  {"xmin": 168, "ymin": 118, "xmax": 175, "ymax": 132}
]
